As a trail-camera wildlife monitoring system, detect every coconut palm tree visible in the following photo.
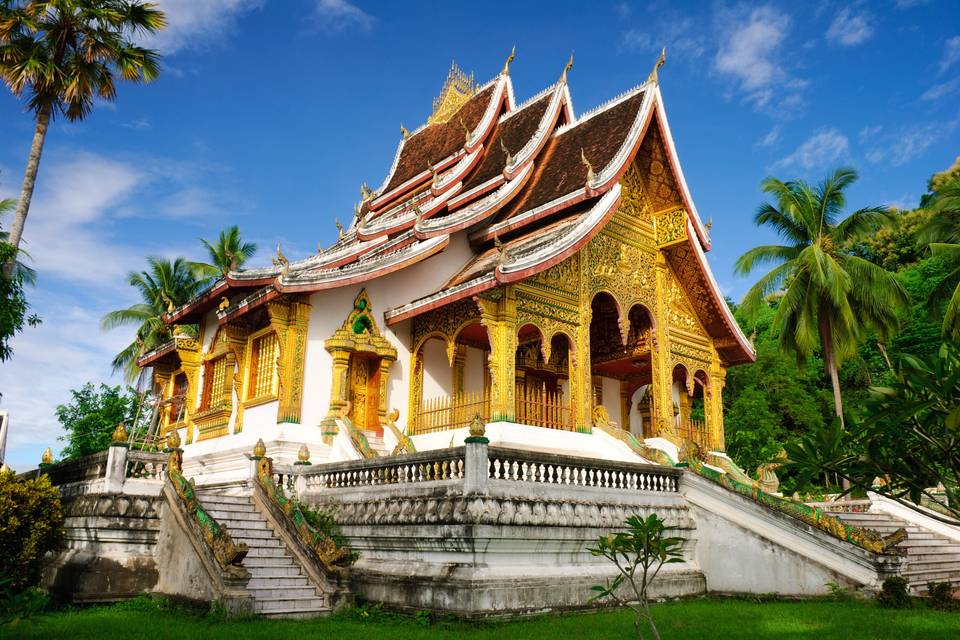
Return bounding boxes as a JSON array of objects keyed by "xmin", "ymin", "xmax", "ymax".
[
  {"xmin": 190, "ymin": 225, "xmax": 258, "ymax": 284},
  {"xmin": 102, "ymin": 256, "xmax": 202, "ymax": 381},
  {"xmin": 0, "ymin": 0, "xmax": 166, "ymax": 276},
  {"xmin": 921, "ymin": 176, "xmax": 960, "ymax": 340},
  {"xmin": 0, "ymin": 196, "xmax": 34, "ymax": 283},
  {"xmin": 735, "ymin": 167, "xmax": 909, "ymax": 425}
]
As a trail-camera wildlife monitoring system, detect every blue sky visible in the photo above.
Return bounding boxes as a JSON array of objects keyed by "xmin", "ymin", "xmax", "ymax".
[{"xmin": 1, "ymin": 0, "xmax": 958, "ymax": 470}]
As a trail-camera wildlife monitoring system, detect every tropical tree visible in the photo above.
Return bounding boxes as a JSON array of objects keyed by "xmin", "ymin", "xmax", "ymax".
[
  {"xmin": 735, "ymin": 167, "xmax": 909, "ymax": 426},
  {"xmin": 0, "ymin": 196, "xmax": 34, "ymax": 284},
  {"xmin": 190, "ymin": 225, "xmax": 257, "ymax": 284},
  {"xmin": 101, "ymin": 256, "xmax": 202, "ymax": 381},
  {"xmin": 0, "ymin": 196, "xmax": 39, "ymax": 361},
  {"xmin": 920, "ymin": 175, "xmax": 960, "ymax": 340},
  {"xmin": 0, "ymin": 0, "xmax": 166, "ymax": 276}
]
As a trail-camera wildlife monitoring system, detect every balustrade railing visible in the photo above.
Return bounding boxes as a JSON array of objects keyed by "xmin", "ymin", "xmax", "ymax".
[
  {"xmin": 677, "ymin": 418, "xmax": 710, "ymax": 451},
  {"xmin": 487, "ymin": 447, "xmax": 680, "ymax": 493},
  {"xmin": 515, "ymin": 385, "xmax": 573, "ymax": 430},
  {"xmin": 124, "ymin": 450, "xmax": 168, "ymax": 480},
  {"xmin": 411, "ymin": 391, "xmax": 489, "ymax": 435},
  {"xmin": 300, "ymin": 448, "xmax": 466, "ymax": 491}
]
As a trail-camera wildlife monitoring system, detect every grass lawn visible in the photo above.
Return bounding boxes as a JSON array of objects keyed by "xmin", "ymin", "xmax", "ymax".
[{"xmin": 3, "ymin": 597, "xmax": 959, "ymax": 640}]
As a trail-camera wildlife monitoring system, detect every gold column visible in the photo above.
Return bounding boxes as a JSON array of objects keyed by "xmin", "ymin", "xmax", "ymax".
[
  {"xmin": 478, "ymin": 288, "xmax": 518, "ymax": 422},
  {"xmin": 271, "ymin": 298, "xmax": 311, "ymax": 424},
  {"xmin": 620, "ymin": 382, "xmax": 631, "ymax": 431},
  {"xmin": 176, "ymin": 340, "xmax": 202, "ymax": 445},
  {"xmin": 223, "ymin": 323, "xmax": 250, "ymax": 434},
  {"xmin": 407, "ymin": 349, "xmax": 424, "ymax": 434},
  {"xmin": 377, "ymin": 358, "xmax": 392, "ymax": 426},
  {"xmin": 452, "ymin": 343, "xmax": 466, "ymax": 396},
  {"xmin": 650, "ymin": 254, "xmax": 677, "ymax": 442},
  {"xmin": 322, "ymin": 349, "xmax": 351, "ymax": 440},
  {"xmin": 708, "ymin": 363, "xmax": 727, "ymax": 451}
]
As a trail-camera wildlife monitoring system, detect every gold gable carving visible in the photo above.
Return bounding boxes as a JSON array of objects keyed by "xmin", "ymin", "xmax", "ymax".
[{"xmin": 428, "ymin": 61, "xmax": 477, "ymax": 126}]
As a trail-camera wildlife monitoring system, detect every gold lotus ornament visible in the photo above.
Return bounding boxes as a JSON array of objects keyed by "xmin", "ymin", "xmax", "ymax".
[
  {"xmin": 166, "ymin": 429, "xmax": 182, "ymax": 450},
  {"xmin": 297, "ymin": 444, "xmax": 311, "ymax": 464},
  {"xmin": 253, "ymin": 438, "xmax": 267, "ymax": 459},
  {"xmin": 41, "ymin": 447, "xmax": 53, "ymax": 465},
  {"xmin": 112, "ymin": 423, "xmax": 128, "ymax": 443}
]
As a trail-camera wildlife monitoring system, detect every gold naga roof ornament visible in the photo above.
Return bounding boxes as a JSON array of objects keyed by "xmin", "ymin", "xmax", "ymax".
[
  {"xmin": 459, "ymin": 116, "xmax": 471, "ymax": 146},
  {"xmin": 647, "ymin": 47, "xmax": 666, "ymax": 85},
  {"xmin": 400, "ymin": 123, "xmax": 409, "ymax": 139},
  {"xmin": 272, "ymin": 242, "xmax": 290, "ymax": 278},
  {"xmin": 359, "ymin": 182, "xmax": 374, "ymax": 202},
  {"xmin": 560, "ymin": 51, "xmax": 574, "ymax": 83},
  {"xmin": 580, "ymin": 147, "xmax": 595, "ymax": 184},
  {"xmin": 501, "ymin": 45, "xmax": 516, "ymax": 76},
  {"xmin": 493, "ymin": 232, "xmax": 508, "ymax": 267},
  {"xmin": 335, "ymin": 217, "xmax": 345, "ymax": 239},
  {"xmin": 218, "ymin": 296, "xmax": 230, "ymax": 311},
  {"xmin": 427, "ymin": 161, "xmax": 439, "ymax": 185},
  {"xmin": 161, "ymin": 291, "xmax": 176, "ymax": 314},
  {"xmin": 500, "ymin": 137, "xmax": 513, "ymax": 170},
  {"xmin": 428, "ymin": 60, "xmax": 476, "ymax": 126}
]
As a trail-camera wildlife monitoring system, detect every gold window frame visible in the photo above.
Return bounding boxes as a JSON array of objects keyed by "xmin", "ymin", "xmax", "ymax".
[{"xmin": 242, "ymin": 326, "xmax": 280, "ymax": 408}]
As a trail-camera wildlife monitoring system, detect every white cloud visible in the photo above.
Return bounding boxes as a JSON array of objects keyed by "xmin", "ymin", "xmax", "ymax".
[
  {"xmin": 713, "ymin": 5, "xmax": 804, "ymax": 113},
  {"xmin": 938, "ymin": 36, "xmax": 960, "ymax": 76},
  {"xmin": 756, "ymin": 125, "xmax": 781, "ymax": 148},
  {"xmin": 858, "ymin": 124, "xmax": 883, "ymax": 143},
  {"xmin": 894, "ymin": 0, "xmax": 930, "ymax": 8},
  {"xmin": 826, "ymin": 7, "xmax": 874, "ymax": 47},
  {"xmin": 921, "ymin": 77, "xmax": 960, "ymax": 101},
  {"xmin": 621, "ymin": 15, "xmax": 706, "ymax": 60},
  {"xmin": 866, "ymin": 121, "xmax": 957, "ymax": 167},
  {"xmin": 311, "ymin": 0, "xmax": 373, "ymax": 32},
  {"xmin": 772, "ymin": 128, "xmax": 850, "ymax": 171},
  {"xmin": 142, "ymin": 0, "xmax": 264, "ymax": 54}
]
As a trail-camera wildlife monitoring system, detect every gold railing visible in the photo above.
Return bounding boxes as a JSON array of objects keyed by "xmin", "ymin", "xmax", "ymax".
[
  {"xmin": 411, "ymin": 390, "xmax": 490, "ymax": 435},
  {"xmin": 515, "ymin": 385, "xmax": 574, "ymax": 431},
  {"xmin": 678, "ymin": 418, "xmax": 711, "ymax": 450}
]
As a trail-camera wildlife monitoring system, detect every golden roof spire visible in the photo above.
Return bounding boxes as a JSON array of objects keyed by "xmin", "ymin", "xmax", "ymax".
[
  {"xmin": 428, "ymin": 60, "xmax": 477, "ymax": 125},
  {"xmin": 647, "ymin": 47, "xmax": 666, "ymax": 85},
  {"xmin": 561, "ymin": 51, "xmax": 574, "ymax": 83},
  {"xmin": 501, "ymin": 45, "xmax": 516, "ymax": 75}
]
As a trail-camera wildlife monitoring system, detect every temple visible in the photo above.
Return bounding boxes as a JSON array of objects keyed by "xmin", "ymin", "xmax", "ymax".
[
  {"xmin": 138, "ymin": 54, "xmax": 755, "ymax": 479},
  {"xmin": 37, "ymin": 54, "xmax": 942, "ymax": 618}
]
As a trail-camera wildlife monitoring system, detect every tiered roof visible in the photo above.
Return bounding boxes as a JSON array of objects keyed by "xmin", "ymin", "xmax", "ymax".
[{"xmin": 162, "ymin": 57, "xmax": 754, "ymax": 365}]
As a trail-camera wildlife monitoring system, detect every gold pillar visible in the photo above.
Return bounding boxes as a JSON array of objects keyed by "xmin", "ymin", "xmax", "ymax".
[
  {"xmin": 176, "ymin": 340, "xmax": 202, "ymax": 445},
  {"xmin": 223, "ymin": 323, "xmax": 250, "ymax": 434},
  {"xmin": 478, "ymin": 288, "xmax": 518, "ymax": 422},
  {"xmin": 377, "ymin": 358, "xmax": 392, "ymax": 427},
  {"xmin": 708, "ymin": 363, "xmax": 727, "ymax": 451},
  {"xmin": 407, "ymin": 349, "xmax": 424, "ymax": 434},
  {"xmin": 650, "ymin": 254, "xmax": 677, "ymax": 442},
  {"xmin": 452, "ymin": 343, "xmax": 466, "ymax": 396},
  {"xmin": 271, "ymin": 298, "xmax": 311, "ymax": 424},
  {"xmin": 620, "ymin": 381, "xmax": 631, "ymax": 431}
]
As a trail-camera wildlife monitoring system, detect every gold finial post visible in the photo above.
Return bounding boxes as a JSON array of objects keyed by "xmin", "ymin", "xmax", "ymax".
[
  {"xmin": 501, "ymin": 45, "xmax": 516, "ymax": 75},
  {"xmin": 111, "ymin": 423, "xmax": 129, "ymax": 444},
  {"xmin": 41, "ymin": 447, "xmax": 53, "ymax": 466},
  {"xmin": 647, "ymin": 47, "xmax": 666, "ymax": 84},
  {"xmin": 252, "ymin": 438, "xmax": 266, "ymax": 459},
  {"xmin": 561, "ymin": 51, "xmax": 574, "ymax": 83},
  {"xmin": 466, "ymin": 413, "xmax": 488, "ymax": 443},
  {"xmin": 400, "ymin": 123, "xmax": 409, "ymax": 139}
]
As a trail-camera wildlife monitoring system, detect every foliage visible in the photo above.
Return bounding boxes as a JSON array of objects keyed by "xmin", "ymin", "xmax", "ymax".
[
  {"xmin": 101, "ymin": 256, "xmax": 204, "ymax": 381},
  {"xmin": 824, "ymin": 580, "xmax": 861, "ymax": 602},
  {"xmin": 588, "ymin": 513, "xmax": 684, "ymax": 640},
  {"xmin": 926, "ymin": 155, "xmax": 960, "ymax": 199},
  {"xmin": 845, "ymin": 207, "xmax": 933, "ymax": 271},
  {"xmin": 0, "ymin": 241, "xmax": 39, "ymax": 362},
  {"xmin": 292, "ymin": 499, "xmax": 353, "ymax": 557},
  {"xmin": 787, "ymin": 342, "xmax": 960, "ymax": 526},
  {"xmin": 55, "ymin": 383, "xmax": 146, "ymax": 460},
  {"xmin": 877, "ymin": 577, "xmax": 912, "ymax": 609},
  {"xmin": 0, "ymin": 470, "xmax": 64, "ymax": 592},
  {"xmin": 0, "ymin": 584, "xmax": 48, "ymax": 625},
  {"xmin": 190, "ymin": 225, "xmax": 258, "ymax": 283},
  {"xmin": 735, "ymin": 167, "xmax": 909, "ymax": 426},
  {"xmin": 921, "ymin": 176, "xmax": 960, "ymax": 340},
  {"xmin": 927, "ymin": 582, "xmax": 957, "ymax": 612}
]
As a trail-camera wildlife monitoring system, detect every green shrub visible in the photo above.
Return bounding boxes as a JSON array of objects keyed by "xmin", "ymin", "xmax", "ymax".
[
  {"xmin": 928, "ymin": 582, "xmax": 957, "ymax": 611},
  {"xmin": 0, "ymin": 470, "xmax": 64, "ymax": 591},
  {"xmin": 877, "ymin": 576, "xmax": 912, "ymax": 609}
]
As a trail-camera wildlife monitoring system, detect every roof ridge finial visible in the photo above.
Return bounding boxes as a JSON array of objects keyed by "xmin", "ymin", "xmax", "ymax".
[
  {"xmin": 400, "ymin": 123, "xmax": 409, "ymax": 139},
  {"xmin": 502, "ymin": 45, "xmax": 516, "ymax": 76},
  {"xmin": 647, "ymin": 47, "xmax": 666, "ymax": 85},
  {"xmin": 580, "ymin": 147, "xmax": 595, "ymax": 184},
  {"xmin": 561, "ymin": 51, "xmax": 574, "ymax": 83},
  {"xmin": 500, "ymin": 137, "xmax": 513, "ymax": 168}
]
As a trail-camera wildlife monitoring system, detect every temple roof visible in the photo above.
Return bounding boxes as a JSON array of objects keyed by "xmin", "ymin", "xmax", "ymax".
[{"xmin": 164, "ymin": 59, "xmax": 754, "ymax": 365}]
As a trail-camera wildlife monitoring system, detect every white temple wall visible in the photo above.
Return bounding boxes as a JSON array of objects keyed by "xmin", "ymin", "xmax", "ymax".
[
  {"xmin": 600, "ymin": 377, "xmax": 622, "ymax": 426},
  {"xmin": 421, "ymin": 338, "xmax": 452, "ymax": 401},
  {"xmin": 463, "ymin": 346, "xmax": 485, "ymax": 395},
  {"xmin": 629, "ymin": 385, "xmax": 648, "ymax": 437}
]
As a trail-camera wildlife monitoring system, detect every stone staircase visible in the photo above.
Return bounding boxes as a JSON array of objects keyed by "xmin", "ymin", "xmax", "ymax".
[
  {"xmin": 197, "ymin": 490, "xmax": 330, "ymax": 618},
  {"xmin": 829, "ymin": 510, "xmax": 960, "ymax": 594},
  {"xmin": 364, "ymin": 433, "xmax": 390, "ymax": 457}
]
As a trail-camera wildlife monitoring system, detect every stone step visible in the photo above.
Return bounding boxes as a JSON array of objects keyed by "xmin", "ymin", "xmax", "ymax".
[
  {"xmin": 245, "ymin": 565, "xmax": 302, "ymax": 578},
  {"xmin": 228, "ymin": 528, "xmax": 275, "ymax": 540},
  {"xmin": 259, "ymin": 608, "xmax": 330, "ymax": 619},
  {"xmin": 243, "ymin": 556, "xmax": 296, "ymax": 568},
  {"xmin": 250, "ymin": 585, "xmax": 318, "ymax": 599},
  {"xmin": 905, "ymin": 559, "xmax": 960, "ymax": 571},
  {"xmin": 253, "ymin": 594, "xmax": 326, "ymax": 611},
  {"xmin": 196, "ymin": 494, "xmax": 253, "ymax": 506},
  {"xmin": 203, "ymin": 502, "xmax": 257, "ymax": 513},
  {"xmin": 900, "ymin": 540, "xmax": 960, "ymax": 550},
  {"xmin": 245, "ymin": 545, "xmax": 289, "ymax": 558},
  {"xmin": 206, "ymin": 509, "xmax": 261, "ymax": 522},
  {"xmin": 248, "ymin": 576, "xmax": 312, "ymax": 589},
  {"xmin": 906, "ymin": 551, "xmax": 960, "ymax": 563}
]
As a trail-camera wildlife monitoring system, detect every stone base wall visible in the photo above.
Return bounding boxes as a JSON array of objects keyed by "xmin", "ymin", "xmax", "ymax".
[{"xmin": 43, "ymin": 493, "xmax": 163, "ymax": 603}]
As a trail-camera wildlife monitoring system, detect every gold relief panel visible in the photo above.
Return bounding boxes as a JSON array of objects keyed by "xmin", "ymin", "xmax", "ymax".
[
  {"xmin": 587, "ymin": 232, "xmax": 657, "ymax": 311},
  {"xmin": 654, "ymin": 207, "xmax": 688, "ymax": 248},
  {"xmin": 410, "ymin": 297, "xmax": 480, "ymax": 355},
  {"xmin": 617, "ymin": 162, "xmax": 654, "ymax": 226},
  {"xmin": 526, "ymin": 253, "xmax": 580, "ymax": 298}
]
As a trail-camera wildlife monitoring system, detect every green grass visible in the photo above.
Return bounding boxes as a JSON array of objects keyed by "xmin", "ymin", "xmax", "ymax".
[{"xmin": 3, "ymin": 597, "xmax": 959, "ymax": 640}]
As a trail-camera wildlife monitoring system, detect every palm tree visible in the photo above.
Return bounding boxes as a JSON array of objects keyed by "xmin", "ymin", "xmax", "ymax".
[
  {"xmin": 735, "ymin": 167, "xmax": 909, "ymax": 425},
  {"xmin": 0, "ymin": 0, "xmax": 166, "ymax": 276},
  {"xmin": 190, "ymin": 225, "xmax": 258, "ymax": 284},
  {"xmin": 922, "ymin": 176, "xmax": 960, "ymax": 340},
  {"xmin": 102, "ymin": 256, "xmax": 202, "ymax": 381},
  {"xmin": 0, "ymin": 196, "xmax": 34, "ymax": 283}
]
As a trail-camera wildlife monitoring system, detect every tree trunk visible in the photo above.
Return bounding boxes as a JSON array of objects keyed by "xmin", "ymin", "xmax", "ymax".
[
  {"xmin": 818, "ymin": 309, "xmax": 844, "ymax": 427},
  {"xmin": 3, "ymin": 106, "xmax": 51, "ymax": 278}
]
